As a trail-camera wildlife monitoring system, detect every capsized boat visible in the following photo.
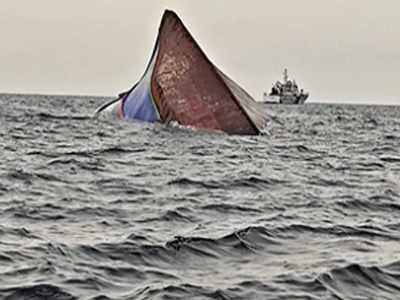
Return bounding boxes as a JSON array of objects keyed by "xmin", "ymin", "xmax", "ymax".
[
  {"xmin": 262, "ymin": 68, "xmax": 309, "ymax": 104},
  {"xmin": 95, "ymin": 10, "xmax": 267, "ymax": 135}
]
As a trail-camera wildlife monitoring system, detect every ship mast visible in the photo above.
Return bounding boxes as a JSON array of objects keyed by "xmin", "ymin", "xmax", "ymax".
[{"xmin": 283, "ymin": 68, "xmax": 288, "ymax": 84}]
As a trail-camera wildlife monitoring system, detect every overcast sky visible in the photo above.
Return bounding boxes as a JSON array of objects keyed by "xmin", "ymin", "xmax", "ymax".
[{"xmin": 1, "ymin": 0, "xmax": 399, "ymax": 104}]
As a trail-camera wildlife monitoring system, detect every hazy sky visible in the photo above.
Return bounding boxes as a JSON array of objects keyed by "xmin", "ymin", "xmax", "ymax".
[{"xmin": 1, "ymin": 0, "xmax": 399, "ymax": 104}]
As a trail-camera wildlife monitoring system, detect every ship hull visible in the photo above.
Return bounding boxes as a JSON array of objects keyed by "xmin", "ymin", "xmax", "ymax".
[
  {"xmin": 262, "ymin": 94, "xmax": 308, "ymax": 104},
  {"xmin": 95, "ymin": 10, "xmax": 267, "ymax": 135}
]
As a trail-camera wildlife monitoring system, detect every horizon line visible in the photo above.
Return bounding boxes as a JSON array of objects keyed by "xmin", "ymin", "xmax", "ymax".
[{"xmin": 0, "ymin": 91, "xmax": 398, "ymax": 106}]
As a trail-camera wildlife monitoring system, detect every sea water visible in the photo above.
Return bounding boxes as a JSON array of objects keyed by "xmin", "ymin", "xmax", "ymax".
[{"xmin": 1, "ymin": 94, "xmax": 400, "ymax": 299}]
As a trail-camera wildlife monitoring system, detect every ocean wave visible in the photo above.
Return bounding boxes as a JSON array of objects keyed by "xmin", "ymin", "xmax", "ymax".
[
  {"xmin": 201, "ymin": 203, "xmax": 262, "ymax": 213},
  {"xmin": 0, "ymin": 284, "xmax": 77, "ymax": 300},
  {"xmin": 271, "ymin": 223, "xmax": 398, "ymax": 240},
  {"xmin": 136, "ymin": 209, "xmax": 198, "ymax": 223},
  {"xmin": 35, "ymin": 112, "xmax": 91, "ymax": 121},
  {"xmin": 318, "ymin": 263, "xmax": 400, "ymax": 299},
  {"xmin": 168, "ymin": 176, "xmax": 286, "ymax": 190},
  {"xmin": 0, "ymin": 225, "xmax": 41, "ymax": 240}
]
